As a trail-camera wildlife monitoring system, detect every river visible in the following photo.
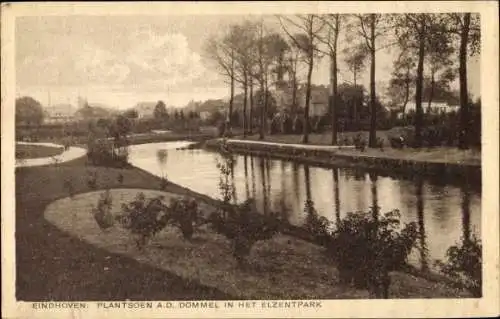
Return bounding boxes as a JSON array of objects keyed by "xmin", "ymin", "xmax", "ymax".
[{"xmin": 128, "ymin": 141, "xmax": 481, "ymax": 271}]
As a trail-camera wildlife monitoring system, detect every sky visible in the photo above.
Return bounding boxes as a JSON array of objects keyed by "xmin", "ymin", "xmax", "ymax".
[{"xmin": 15, "ymin": 15, "xmax": 480, "ymax": 109}]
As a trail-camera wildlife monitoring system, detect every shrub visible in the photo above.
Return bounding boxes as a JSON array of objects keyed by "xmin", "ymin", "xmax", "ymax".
[
  {"xmin": 208, "ymin": 199, "xmax": 282, "ymax": 268},
  {"xmin": 303, "ymin": 199, "xmax": 331, "ymax": 246},
  {"xmin": 353, "ymin": 134, "xmax": 366, "ymax": 151},
  {"xmin": 159, "ymin": 176, "xmax": 168, "ymax": 190},
  {"xmin": 117, "ymin": 193, "xmax": 170, "ymax": 248},
  {"xmin": 328, "ymin": 209, "xmax": 418, "ymax": 298},
  {"xmin": 435, "ymin": 233, "xmax": 482, "ymax": 297},
  {"xmin": 87, "ymin": 171, "xmax": 98, "ymax": 189},
  {"xmin": 389, "ymin": 136, "xmax": 405, "ymax": 149},
  {"xmin": 92, "ymin": 190, "xmax": 115, "ymax": 230},
  {"xmin": 167, "ymin": 197, "xmax": 202, "ymax": 240}
]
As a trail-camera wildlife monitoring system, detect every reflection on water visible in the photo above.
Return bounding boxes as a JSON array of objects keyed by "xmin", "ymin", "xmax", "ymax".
[{"xmin": 129, "ymin": 142, "xmax": 481, "ymax": 270}]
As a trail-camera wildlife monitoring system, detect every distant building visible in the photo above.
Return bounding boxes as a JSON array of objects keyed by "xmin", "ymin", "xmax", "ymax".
[
  {"xmin": 274, "ymin": 84, "xmax": 330, "ymax": 117},
  {"xmin": 134, "ymin": 102, "xmax": 157, "ymax": 119},
  {"xmin": 399, "ymin": 100, "xmax": 460, "ymax": 118},
  {"xmin": 44, "ymin": 104, "xmax": 76, "ymax": 124}
]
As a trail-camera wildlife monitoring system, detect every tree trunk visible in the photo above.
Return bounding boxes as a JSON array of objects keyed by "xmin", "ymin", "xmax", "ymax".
[
  {"xmin": 402, "ymin": 70, "xmax": 411, "ymax": 115},
  {"xmin": 303, "ymin": 53, "xmax": 313, "ymax": 144},
  {"xmin": 292, "ymin": 75, "xmax": 298, "ymax": 117},
  {"xmin": 458, "ymin": 13, "xmax": 471, "ymax": 149},
  {"xmin": 414, "ymin": 27, "xmax": 425, "ymax": 148},
  {"xmin": 249, "ymin": 77, "xmax": 254, "ymax": 134},
  {"xmin": 368, "ymin": 14, "xmax": 377, "ymax": 148},
  {"xmin": 229, "ymin": 50, "xmax": 235, "ymax": 132},
  {"xmin": 259, "ymin": 79, "xmax": 265, "ymax": 140},
  {"xmin": 243, "ymin": 71, "xmax": 248, "ymax": 137},
  {"xmin": 427, "ymin": 71, "xmax": 435, "ymax": 113},
  {"xmin": 331, "ymin": 16, "xmax": 339, "ymax": 146}
]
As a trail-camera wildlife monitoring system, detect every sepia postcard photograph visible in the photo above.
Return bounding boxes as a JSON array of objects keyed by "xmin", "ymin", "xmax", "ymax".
[{"xmin": 1, "ymin": 1, "xmax": 499, "ymax": 318}]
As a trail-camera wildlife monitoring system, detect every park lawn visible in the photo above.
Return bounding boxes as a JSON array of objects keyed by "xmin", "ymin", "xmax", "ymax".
[
  {"xmin": 44, "ymin": 188, "xmax": 469, "ymax": 299},
  {"xmin": 239, "ymin": 131, "xmax": 481, "ymax": 166},
  {"xmin": 15, "ymin": 143, "xmax": 64, "ymax": 159},
  {"xmin": 15, "ymin": 155, "xmax": 471, "ymax": 300}
]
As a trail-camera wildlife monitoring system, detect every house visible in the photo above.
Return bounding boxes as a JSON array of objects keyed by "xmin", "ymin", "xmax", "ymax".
[
  {"xmin": 400, "ymin": 100, "xmax": 460, "ymax": 118},
  {"xmin": 274, "ymin": 84, "xmax": 330, "ymax": 117}
]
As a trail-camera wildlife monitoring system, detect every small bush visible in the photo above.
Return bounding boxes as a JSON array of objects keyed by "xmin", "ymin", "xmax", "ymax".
[
  {"xmin": 87, "ymin": 171, "xmax": 98, "ymax": 189},
  {"xmin": 389, "ymin": 136, "xmax": 405, "ymax": 149},
  {"xmin": 303, "ymin": 199, "xmax": 332, "ymax": 246},
  {"xmin": 167, "ymin": 197, "xmax": 202, "ymax": 240},
  {"xmin": 328, "ymin": 209, "xmax": 418, "ymax": 298},
  {"xmin": 117, "ymin": 193, "xmax": 170, "ymax": 248},
  {"xmin": 353, "ymin": 134, "xmax": 366, "ymax": 151},
  {"xmin": 209, "ymin": 199, "xmax": 282, "ymax": 268},
  {"xmin": 92, "ymin": 190, "xmax": 115, "ymax": 230},
  {"xmin": 435, "ymin": 233, "xmax": 482, "ymax": 297}
]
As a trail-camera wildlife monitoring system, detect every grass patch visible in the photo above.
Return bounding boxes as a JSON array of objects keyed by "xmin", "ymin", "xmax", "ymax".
[
  {"xmin": 240, "ymin": 132, "xmax": 480, "ymax": 166},
  {"xmin": 44, "ymin": 188, "xmax": 470, "ymax": 299},
  {"xmin": 16, "ymin": 144, "xmax": 64, "ymax": 159}
]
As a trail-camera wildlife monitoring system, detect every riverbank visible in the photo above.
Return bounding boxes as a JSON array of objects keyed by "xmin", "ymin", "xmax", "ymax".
[
  {"xmin": 15, "ymin": 152, "xmax": 471, "ymax": 299},
  {"xmin": 203, "ymin": 137, "xmax": 481, "ymax": 187}
]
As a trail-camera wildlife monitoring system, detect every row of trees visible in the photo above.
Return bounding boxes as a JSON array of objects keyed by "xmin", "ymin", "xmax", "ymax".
[{"xmin": 204, "ymin": 13, "xmax": 480, "ymax": 149}]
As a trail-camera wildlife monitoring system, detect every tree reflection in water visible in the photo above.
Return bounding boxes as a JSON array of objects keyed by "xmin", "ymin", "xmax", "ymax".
[
  {"xmin": 332, "ymin": 168, "xmax": 341, "ymax": 226},
  {"xmin": 156, "ymin": 149, "xmax": 168, "ymax": 178},
  {"xmin": 416, "ymin": 177, "xmax": 429, "ymax": 272}
]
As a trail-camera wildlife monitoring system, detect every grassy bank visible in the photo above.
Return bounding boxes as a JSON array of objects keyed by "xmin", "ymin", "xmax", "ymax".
[
  {"xmin": 15, "ymin": 144, "xmax": 64, "ymax": 159},
  {"xmin": 204, "ymin": 136, "xmax": 481, "ymax": 188},
  {"xmin": 15, "ymin": 152, "xmax": 471, "ymax": 300}
]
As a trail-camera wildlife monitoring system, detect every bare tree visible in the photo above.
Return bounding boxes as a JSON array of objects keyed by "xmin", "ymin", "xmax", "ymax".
[
  {"xmin": 278, "ymin": 14, "xmax": 326, "ymax": 144},
  {"xmin": 229, "ymin": 21, "xmax": 259, "ymax": 137},
  {"xmin": 204, "ymin": 32, "xmax": 237, "ymax": 132},
  {"xmin": 446, "ymin": 13, "xmax": 480, "ymax": 149}
]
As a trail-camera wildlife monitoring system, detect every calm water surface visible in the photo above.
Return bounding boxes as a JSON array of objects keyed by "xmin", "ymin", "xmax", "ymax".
[{"xmin": 129, "ymin": 141, "xmax": 481, "ymax": 270}]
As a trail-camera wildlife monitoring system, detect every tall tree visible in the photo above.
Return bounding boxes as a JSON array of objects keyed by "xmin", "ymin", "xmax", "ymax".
[
  {"xmin": 343, "ymin": 43, "xmax": 367, "ymax": 87},
  {"xmin": 355, "ymin": 14, "xmax": 389, "ymax": 147},
  {"xmin": 387, "ymin": 48, "xmax": 416, "ymax": 115},
  {"xmin": 278, "ymin": 15, "xmax": 326, "ymax": 144},
  {"xmin": 229, "ymin": 21, "xmax": 258, "ymax": 137},
  {"xmin": 447, "ymin": 13, "xmax": 480, "ymax": 149},
  {"xmin": 15, "ymin": 96, "xmax": 44, "ymax": 126},
  {"xmin": 153, "ymin": 100, "xmax": 167, "ymax": 119},
  {"xmin": 316, "ymin": 14, "xmax": 343, "ymax": 145},
  {"xmin": 425, "ymin": 21, "xmax": 455, "ymax": 111},
  {"xmin": 204, "ymin": 31, "xmax": 238, "ymax": 132},
  {"xmin": 394, "ymin": 14, "xmax": 443, "ymax": 148}
]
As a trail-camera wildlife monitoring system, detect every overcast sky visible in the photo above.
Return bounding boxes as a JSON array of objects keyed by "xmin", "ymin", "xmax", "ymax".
[{"xmin": 16, "ymin": 15, "xmax": 480, "ymax": 109}]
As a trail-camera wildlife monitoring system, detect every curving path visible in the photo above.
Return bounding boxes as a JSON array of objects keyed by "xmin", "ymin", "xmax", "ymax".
[{"xmin": 15, "ymin": 142, "xmax": 86, "ymax": 168}]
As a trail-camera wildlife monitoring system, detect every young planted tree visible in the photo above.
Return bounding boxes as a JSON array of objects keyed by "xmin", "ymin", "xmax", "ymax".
[
  {"xmin": 278, "ymin": 15, "xmax": 326, "ymax": 144},
  {"xmin": 446, "ymin": 13, "xmax": 480, "ymax": 149}
]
